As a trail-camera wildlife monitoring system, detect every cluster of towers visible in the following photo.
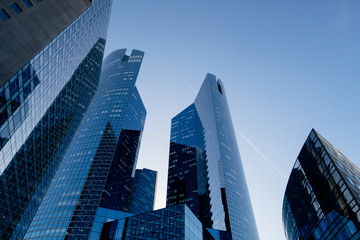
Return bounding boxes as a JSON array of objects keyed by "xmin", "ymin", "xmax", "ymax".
[{"xmin": 0, "ymin": 1, "xmax": 359, "ymax": 240}]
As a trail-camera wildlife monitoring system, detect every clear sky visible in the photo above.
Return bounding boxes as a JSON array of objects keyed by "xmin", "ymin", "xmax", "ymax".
[{"xmin": 104, "ymin": 1, "xmax": 360, "ymax": 239}]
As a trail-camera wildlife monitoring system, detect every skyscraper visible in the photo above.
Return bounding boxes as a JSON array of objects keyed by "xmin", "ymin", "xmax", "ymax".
[
  {"xmin": 128, "ymin": 168, "xmax": 157, "ymax": 214},
  {"xmin": 167, "ymin": 74, "xmax": 260, "ymax": 240},
  {"xmin": 283, "ymin": 129, "xmax": 360, "ymax": 240},
  {"xmin": 24, "ymin": 49, "xmax": 146, "ymax": 239},
  {"xmin": 0, "ymin": 1, "xmax": 113, "ymax": 239}
]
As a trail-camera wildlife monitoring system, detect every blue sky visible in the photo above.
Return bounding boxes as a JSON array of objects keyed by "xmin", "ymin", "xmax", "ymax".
[{"xmin": 104, "ymin": 1, "xmax": 360, "ymax": 239}]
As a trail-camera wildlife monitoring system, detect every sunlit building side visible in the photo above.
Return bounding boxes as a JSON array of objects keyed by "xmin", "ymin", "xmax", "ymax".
[{"xmin": 167, "ymin": 74, "xmax": 260, "ymax": 240}]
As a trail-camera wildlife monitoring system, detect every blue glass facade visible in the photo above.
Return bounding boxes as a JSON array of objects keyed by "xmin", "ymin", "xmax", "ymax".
[
  {"xmin": 0, "ymin": 1, "xmax": 112, "ymax": 239},
  {"xmin": 167, "ymin": 104, "xmax": 212, "ymax": 227},
  {"xmin": 100, "ymin": 204, "xmax": 208, "ymax": 240},
  {"xmin": 128, "ymin": 168, "xmax": 157, "ymax": 214},
  {"xmin": 90, "ymin": 207, "xmax": 134, "ymax": 240},
  {"xmin": 167, "ymin": 74, "xmax": 259, "ymax": 240},
  {"xmin": 283, "ymin": 129, "xmax": 360, "ymax": 240},
  {"xmin": 24, "ymin": 49, "xmax": 146, "ymax": 239}
]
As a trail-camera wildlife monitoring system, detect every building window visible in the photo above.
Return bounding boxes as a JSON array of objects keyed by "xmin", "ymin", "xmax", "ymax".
[
  {"xmin": 11, "ymin": 3, "xmax": 23, "ymax": 13},
  {"xmin": 0, "ymin": 9, "xmax": 11, "ymax": 20},
  {"xmin": 217, "ymin": 83, "xmax": 223, "ymax": 95},
  {"xmin": 22, "ymin": 0, "xmax": 33, "ymax": 7}
]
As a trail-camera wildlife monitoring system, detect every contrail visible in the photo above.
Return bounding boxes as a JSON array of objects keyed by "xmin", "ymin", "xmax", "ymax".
[
  {"xmin": 237, "ymin": 130, "xmax": 287, "ymax": 180},
  {"xmin": 186, "ymin": 82, "xmax": 197, "ymax": 96}
]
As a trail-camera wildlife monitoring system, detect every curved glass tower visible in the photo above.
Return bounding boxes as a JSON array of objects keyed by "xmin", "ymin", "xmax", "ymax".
[
  {"xmin": 167, "ymin": 74, "xmax": 259, "ymax": 240},
  {"xmin": 24, "ymin": 49, "xmax": 146, "ymax": 239},
  {"xmin": 283, "ymin": 129, "xmax": 360, "ymax": 240}
]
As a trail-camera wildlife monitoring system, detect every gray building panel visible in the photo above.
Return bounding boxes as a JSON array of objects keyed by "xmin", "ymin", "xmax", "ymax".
[{"xmin": 0, "ymin": 0, "xmax": 91, "ymax": 86}]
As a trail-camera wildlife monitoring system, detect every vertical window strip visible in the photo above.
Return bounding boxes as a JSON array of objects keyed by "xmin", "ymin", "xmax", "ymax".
[
  {"xmin": 22, "ymin": 0, "xmax": 33, "ymax": 8},
  {"xmin": 11, "ymin": 3, "xmax": 23, "ymax": 14},
  {"xmin": 0, "ymin": 9, "xmax": 11, "ymax": 20}
]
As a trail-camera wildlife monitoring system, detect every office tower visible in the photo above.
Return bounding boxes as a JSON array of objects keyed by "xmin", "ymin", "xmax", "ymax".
[
  {"xmin": 0, "ymin": 0, "xmax": 92, "ymax": 86},
  {"xmin": 128, "ymin": 168, "xmax": 157, "ymax": 214},
  {"xmin": 167, "ymin": 104, "xmax": 212, "ymax": 226},
  {"xmin": 283, "ymin": 129, "xmax": 360, "ymax": 240},
  {"xmin": 167, "ymin": 74, "xmax": 259, "ymax": 240},
  {"xmin": 0, "ymin": 1, "xmax": 113, "ymax": 239},
  {"xmin": 24, "ymin": 49, "xmax": 146, "ymax": 239}
]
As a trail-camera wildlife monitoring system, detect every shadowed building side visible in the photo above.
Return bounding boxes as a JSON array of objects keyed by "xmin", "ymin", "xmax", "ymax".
[
  {"xmin": 128, "ymin": 168, "xmax": 157, "ymax": 214},
  {"xmin": 167, "ymin": 104, "xmax": 212, "ymax": 227},
  {"xmin": 283, "ymin": 129, "xmax": 360, "ymax": 240}
]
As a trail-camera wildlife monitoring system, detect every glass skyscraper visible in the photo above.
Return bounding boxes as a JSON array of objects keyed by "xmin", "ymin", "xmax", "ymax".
[
  {"xmin": 0, "ymin": 1, "xmax": 113, "ymax": 239},
  {"xmin": 128, "ymin": 168, "xmax": 157, "ymax": 214},
  {"xmin": 167, "ymin": 74, "xmax": 259, "ymax": 240},
  {"xmin": 24, "ymin": 49, "xmax": 146, "ymax": 239},
  {"xmin": 283, "ymin": 129, "xmax": 360, "ymax": 240}
]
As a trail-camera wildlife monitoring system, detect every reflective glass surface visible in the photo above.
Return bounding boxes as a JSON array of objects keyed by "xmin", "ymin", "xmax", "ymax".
[
  {"xmin": 283, "ymin": 129, "xmax": 360, "ymax": 240},
  {"xmin": 24, "ymin": 49, "xmax": 146, "ymax": 239},
  {"xmin": 167, "ymin": 104, "xmax": 212, "ymax": 227},
  {"xmin": 0, "ymin": 0, "xmax": 112, "ymax": 239},
  {"xmin": 167, "ymin": 74, "xmax": 259, "ymax": 240},
  {"xmin": 89, "ymin": 207, "xmax": 134, "ymax": 240},
  {"xmin": 100, "ymin": 204, "xmax": 207, "ymax": 240},
  {"xmin": 128, "ymin": 168, "xmax": 157, "ymax": 214}
]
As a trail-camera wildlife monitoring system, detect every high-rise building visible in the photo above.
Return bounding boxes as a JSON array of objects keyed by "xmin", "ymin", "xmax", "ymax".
[
  {"xmin": 0, "ymin": 1, "xmax": 113, "ymax": 239},
  {"xmin": 167, "ymin": 103, "xmax": 212, "ymax": 226},
  {"xmin": 128, "ymin": 168, "xmax": 157, "ymax": 214},
  {"xmin": 283, "ymin": 129, "xmax": 360, "ymax": 240},
  {"xmin": 24, "ymin": 49, "xmax": 146, "ymax": 239},
  {"xmin": 167, "ymin": 74, "xmax": 260, "ymax": 240}
]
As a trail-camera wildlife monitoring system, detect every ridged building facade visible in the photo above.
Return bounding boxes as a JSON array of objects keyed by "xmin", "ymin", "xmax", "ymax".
[{"xmin": 167, "ymin": 74, "xmax": 259, "ymax": 240}]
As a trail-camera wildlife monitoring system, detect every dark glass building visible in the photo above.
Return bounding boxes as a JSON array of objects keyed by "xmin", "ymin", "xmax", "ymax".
[
  {"xmin": 128, "ymin": 168, "xmax": 157, "ymax": 214},
  {"xmin": 0, "ymin": 1, "xmax": 113, "ymax": 239},
  {"xmin": 167, "ymin": 74, "xmax": 259, "ymax": 240},
  {"xmin": 100, "ymin": 204, "xmax": 213, "ymax": 240},
  {"xmin": 283, "ymin": 129, "xmax": 360, "ymax": 240},
  {"xmin": 167, "ymin": 103, "xmax": 212, "ymax": 226},
  {"xmin": 24, "ymin": 49, "xmax": 146, "ymax": 239}
]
